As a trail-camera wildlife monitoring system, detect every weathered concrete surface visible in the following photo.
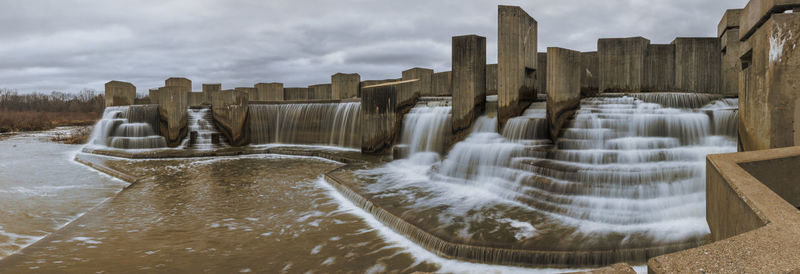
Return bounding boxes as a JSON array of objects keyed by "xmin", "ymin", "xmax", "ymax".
[
  {"xmin": 739, "ymin": 13, "xmax": 800, "ymax": 151},
  {"xmin": 721, "ymin": 28, "xmax": 743, "ymax": 96},
  {"xmin": 188, "ymin": 92, "xmax": 203, "ymax": 106},
  {"xmin": 360, "ymin": 80, "xmax": 418, "ymax": 154},
  {"xmin": 308, "ymin": 84, "xmax": 332, "ymax": 100},
  {"xmin": 535, "ymin": 52, "xmax": 547, "ymax": 95},
  {"xmin": 546, "ymin": 47, "xmax": 582, "ymax": 141},
  {"xmin": 154, "ymin": 86, "xmax": 190, "ymax": 147},
  {"xmin": 331, "ymin": 73, "xmax": 360, "ymax": 99},
  {"xmin": 283, "ymin": 87, "xmax": 310, "ymax": 100},
  {"xmin": 598, "ymin": 37, "xmax": 649, "ymax": 92},
  {"xmin": 498, "ymin": 5, "xmax": 537, "ymax": 125},
  {"xmin": 719, "ymin": 9, "xmax": 743, "ymax": 38},
  {"xmin": 148, "ymin": 89, "xmax": 159, "ymax": 105},
  {"xmin": 739, "ymin": 0, "xmax": 800, "ymax": 40},
  {"xmin": 643, "ymin": 44, "xmax": 675, "ymax": 92},
  {"xmin": 165, "ymin": 77, "xmax": 192, "ymax": 90},
  {"xmin": 451, "ymin": 35, "xmax": 486, "ymax": 134},
  {"xmin": 672, "ymin": 38, "xmax": 722, "ymax": 93},
  {"xmin": 432, "ymin": 71, "xmax": 452, "ymax": 96},
  {"xmin": 235, "ymin": 87, "xmax": 257, "ymax": 102},
  {"xmin": 567, "ymin": 263, "xmax": 636, "ymax": 274},
  {"xmin": 202, "ymin": 84, "xmax": 221, "ymax": 106},
  {"xmin": 402, "ymin": 68, "xmax": 433, "ymax": 97},
  {"xmin": 648, "ymin": 146, "xmax": 800, "ymax": 273},
  {"xmin": 211, "ymin": 89, "xmax": 249, "ymax": 146},
  {"xmin": 104, "ymin": 81, "xmax": 136, "ymax": 107},
  {"xmin": 254, "ymin": 82, "xmax": 284, "ymax": 101},
  {"xmin": 580, "ymin": 52, "xmax": 599, "ymax": 96},
  {"xmin": 486, "ymin": 64, "xmax": 498, "ymax": 95}
]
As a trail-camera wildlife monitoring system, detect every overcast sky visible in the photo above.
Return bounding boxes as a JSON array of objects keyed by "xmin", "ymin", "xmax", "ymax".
[{"xmin": 0, "ymin": 0, "xmax": 748, "ymax": 94}]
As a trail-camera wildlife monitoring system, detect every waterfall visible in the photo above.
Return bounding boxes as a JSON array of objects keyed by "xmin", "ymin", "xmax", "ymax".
[
  {"xmin": 249, "ymin": 102, "xmax": 361, "ymax": 148},
  {"xmin": 361, "ymin": 94, "xmax": 738, "ymax": 261},
  {"xmin": 88, "ymin": 105, "xmax": 166, "ymax": 149},
  {"xmin": 399, "ymin": 105, "xmax": 452, "ymax": 156},
  {"xmin": 182, "ymin": 107, "xmax": 227, "ymax": 149}
]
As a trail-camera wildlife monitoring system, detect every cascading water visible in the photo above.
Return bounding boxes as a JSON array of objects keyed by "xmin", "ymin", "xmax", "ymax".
[
  {"xmin": 89, "ymin": 105, "xmax": 166, "ymax": 149},
  {"xmin": 399, "ymin": 103, "xmax": 452, "ymax": 157},
  {"xmin": 360, "ymin": 94, "xmax": 738, "ymax": 263},
  {"xmin": 182, "ymin": 107, "xmax": 227, "ymax": 149},
  {"xmin": 249, "ymin": 102, "xmax": 360, "ymax": 148}
]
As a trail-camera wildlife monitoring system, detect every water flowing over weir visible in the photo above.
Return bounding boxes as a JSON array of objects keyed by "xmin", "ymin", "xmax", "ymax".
[
  {"xmin": 356, "ymin": 94, "xmax": 738, "ymax": 266},
  {"xmin": 399, "ymin": 103, "xmax": 452, "ymax": 156},
  {"xmin": 182, "ymin": 107, "xmax": 227, "ymax": 149},
  {"xmin": 89, "ymin": 105, "xmax": 166, "ymax": 149},
  {"xmin": 249, "ymin": 102, "xmax": 361, "ymax": 148}
]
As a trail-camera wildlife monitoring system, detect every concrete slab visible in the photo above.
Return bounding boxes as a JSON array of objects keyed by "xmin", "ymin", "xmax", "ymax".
[
  {"xmin": 451, "ymin": 35, "xmax": 486, "ymax": 134},
  {"xmin": 498, "ymin": 5, "xmax": 538, "ymax": 125}
]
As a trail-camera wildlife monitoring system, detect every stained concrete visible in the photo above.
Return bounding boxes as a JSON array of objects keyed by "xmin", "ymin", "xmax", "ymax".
[
  {"xmin": 486, "ymin": 64, "xmax": 498, "ymax": 96},
  {"xmin": 643, "ymin": 44, "xmax": 675, "ymax": 92},
  {"xmin": 719, "ymin": 9, "xmax": 743, "ymax": 38},
  {"xmin": 188, "ymin": 92, "xmax": 203, "ymax": 107},
  {"xmin": 202, "ymin": 84, "xmax": 221, "ymax": 106},
  {"xmin": 546, "ymin": 47, "xmax": 582, "ymax": 141},
  {"xmin": 154, "ymin": 86, "xmax": 190, "ymax": 147},
  {"xmin": 211, "ymin": 89, "xmax": 249, "ymax": 146},
  {"xmin": 672, "ymin": 38, "xmax": 722, "ymax": 93},
  {"xmin": 331, "ymin": 73, "xmax": 360, "ymax": 99},
  {"xmin": 165, "ymin": 77, "xmax": 192, "ymax": 90},
  {"xmin": 451, "ymin": 35, "xmax": 486, "ymax": 134},
  {"xmin": 498, "ymin": 5, "xmax": 537, "ymax": 125},
  {"xmin": 401, "ymin": 68, "xmax": 433, "ymax": 97},
  {"xmin": 148, "ymin": 89, "xmax": 159, "ymax": 105},
  {"xmin": 254, "ymin": 83, "xmax": 284, "ymax": 101},
  {"xmin": 739, "ymin": 13, "xmax": 800, "ymax": 151},
  {"xmin": 235, "ymin": 87, "xmax": 258, "ymax": 102},
  {"xmin": 284, "ymin": 87, "xmax": 310, "ymax": 100},
  {"xmin": 308, "ymin": 84, "xmax": 332, "ymax": 100},
  {"xmin": 104, "ymin": 81, "xmax": 136, "ymax": 107},
  {"xmin": 432, "ymin": 71, "xmax": 452, "ymax": 96},
  {"xmin": 720, "ymin": 9, "xmax": 744, "ymax": 96},
  {"xmin": 580, "ymin": 52, "xmax": 599, "ymax": 96},
  {"xmin": 739, "ymin": 0, "xmax": 800, "ymax": 40},
  {"xmin": 360, "ymin": 80, "xmax": 418, "ymax": 154},
  {"xmin": 598, "ymin": 37, "xmax": 649, "ymax": 92},
  {"xmin": 535, "ymin": 52, "xmax": 547, "ymax": 95}
]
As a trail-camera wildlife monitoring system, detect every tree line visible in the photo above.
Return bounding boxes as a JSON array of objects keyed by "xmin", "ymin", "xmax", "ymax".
[{"xmin": 0, "ymin": 88, "xmax": 105, "ymax": 113}]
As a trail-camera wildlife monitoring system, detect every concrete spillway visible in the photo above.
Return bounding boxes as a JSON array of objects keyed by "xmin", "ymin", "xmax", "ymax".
[
  {"xmin": 182, "ymin": 107, "xmax": 227, "ymax": 149},
  {"xmin": 89, "ymin": 105, "xmax": 166, "ymax": 149},
  {"xmin": 399, "ymin": 104, "xmax": 452, "ymax": 157},
  {"xmin": 249, "ymin": 102, "xmax": 361, "ymax": 148},
  {"xmin": 358, "ymin": 94, "xmax": 738, "ymax": 265}
]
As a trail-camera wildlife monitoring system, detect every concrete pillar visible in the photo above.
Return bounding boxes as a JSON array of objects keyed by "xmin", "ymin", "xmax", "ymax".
[
  {"xmin": 451, "ymin": 34, "xmax": 487, "ymax": 134},
  {"xmin": 498, "ymin": 5, "xmax": 537, "ymax": 125},
  {"xmin": 432, "ymin": 71, "xmax": 452, "ymax": 96},
  {"xmin": 331, "ymin": 73, "xmax": 360, "ymax": 99},
  {"xmin": 739, "ymin": 13, "xmax": 800, "ymax": 151},
  {"xmin": 284, "ymin": 87, "xmax": 309, "ymax": 100},
  {"xmin": 402, "ymin": 68, "xmax": 434, "ymax": 97},
  {"xmin": 360, "ymin": 80, "xmax": 418, "ymax": 154},
  {"xmin": 308, "ymin": 84, "xmax": 332, "ymax": 100},
  {"xmin": 211, "ymin": 89, "xmax": 249, "ymax": 146},
  {"xmin": 202, "ymin": 83, "xmax": 221, "ymax": 105},
  {"xmin": 643, "ymin": 44, "xmax": 676, "ymax": 92},
  {"xmin": 104, "ymin": 81, "xmax": 136, "ymax": 107},
  {"xmin": 234, "ymin": 87, "xmax": 256, "ymax": 102},
  {"xmin": 535, "ymin": 52, "xmax": 547, "ymax": 95},
  {"xmin": 148, "ymin": 88, "xmax": 159, "ymax": 105},
  {"xmin": 672, "ymin": 38, "xmax": 722, "ymax": 93},
  {"xmin": 155, "ymin": 86, "xmax": 190, "ymax": 147},
  {"xmin": 598, "ymin": 37, "xmax": 649, "ymax": 92},
  {"xmin": 188, "ymin": 92, "xmax": 203, "ymax": 106},
  {"xmin": 580, "ymin": 52, "xmax": 600, "ymax": 96},
  {"xmin": 546, "ymin": 47, "xmax": 582, "ymax": 141},
  {"xmin": 719, "ymin": 9, "xmax": 744, "ymax": 96},
  {"xmin": 253, "ymin": 83, "xmax": 284, "ymax": 101},
  {"xmin": 165, "ymin": 77, "xmax": 192, "ymax": 90},
  {"xmin": 486, "ymin": 64, "xmax": 498, "ymax": 95}
]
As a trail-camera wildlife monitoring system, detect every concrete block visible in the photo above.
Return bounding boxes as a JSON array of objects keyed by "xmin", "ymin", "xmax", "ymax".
[
  {"xmin": 451, "ymin": 34, "xmax": 487, "ymax": 134},
  {"xmin": 360, "ymin": 78, "xmax": 401, "ymax": 98},
  {"xmin": 308, "ymin": 84, "xmax": 332, "ymax": 100},
  {"xmin": 165, "ymin": 77, "xmax": 192, "ymax": 90},
  {"xmin": 721, "ymin": 28, "xmax": 743, "ymax": 96},
  {"xmin": 719, "ymin": 9, "xmax": 744, "ymax": 37},
  {"xmin": 672, "ymin": 38, "xmax": 722, "ymax": 93},
  {"xmin": 546, "ymin": 47, "xmax": 582, "ymax": 141},
  {"xmin": 235, "ymin": 87, "xmax": 257, "ymax": 102},
  {"xmin": 535, "ymin": 52, "xmax": 547, "ymax": 95},
  {"xmin": 739, "ymin": 0, "xmax": 800, "ymax": 40},
  {"xmin": 739, "ymin": 13, "xmax": 800, "ymax": 151},
  {"xmin": 202, "ymin": 83, "xmax": 221, "ymax": 105},
  {"xmin": 432, "ymin": 71, "xmax": 452, "ymax": 96},
  {"xmin": 254, "ymin": 82, "xmax": 284, "ymax": 101},
  {"xmin": 331, "ymin": 73, "xmax": 360, "ymax": 99},
  {"xmin": 580, "ymin": 52, "xmax": 599, "ymax": 96},
  {"xmin": 643, "ymin": 44, "xmax": 676, "ymax": 92},
  {"xmin": 402, "ymin": 67, "xmax": 434, "ymax": 97},
  {"xmin": 598, "ymin": 37, "xmax": 649, "ymax": 92},
  {"xmin": 360, "ymin": 80, "xmax": 418, "ymax": 154},
  {"xmin": 154, "ymin": 86, "xmax": 190, "ymax": 147},
  {"xmin": 498, "ymin": 5, "xmax": 538, "ymax": 125},
  {"xmin": 104, "ymin": 81, "xmax": 136, "ymax": 107},
  {"xmin": 486, "ymin": 64, "xmax": 498, "ymax": 95},
  {"xmin": 211, "ymin": 89, "xmax": 249, "ymax": 146},
  {"xmin": 284, "ymin": 87, "xmax": 310, "ymax": 100},
  {"xmin": 148, "ymin": 88, "xmax": 159, "ymax": 105},
  {"xmin": 188, "ymin": 92, "xmax": 203, "ymax": 106}
]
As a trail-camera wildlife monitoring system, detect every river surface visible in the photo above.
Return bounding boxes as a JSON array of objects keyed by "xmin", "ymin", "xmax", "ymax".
[{"xmin": 0, "ymin": 130, "xmax": 584, "ymax": 273}]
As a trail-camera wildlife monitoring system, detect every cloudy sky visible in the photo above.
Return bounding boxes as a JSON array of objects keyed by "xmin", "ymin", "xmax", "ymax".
[{"xmin": 0, "ymin": 0, "xmax": 748, "ymax": 94}]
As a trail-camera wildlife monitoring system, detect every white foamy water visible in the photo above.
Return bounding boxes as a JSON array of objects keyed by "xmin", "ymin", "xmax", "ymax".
[
  {"xmin": 88, "ymin": 105, "xmax": 166, "ymax": 149},
  {"xmin": 399, "ymin": 104, "xmax": 452, "ymax": 156},
  {"xmin": 182, "ymin": 107, "xmax": 227, "ymax": 149}
]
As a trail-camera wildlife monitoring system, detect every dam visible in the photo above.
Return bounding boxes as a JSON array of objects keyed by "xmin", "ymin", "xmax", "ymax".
[{"xmin": 2, "ymin": 0, "xmax": 799, "ymax": 272}]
